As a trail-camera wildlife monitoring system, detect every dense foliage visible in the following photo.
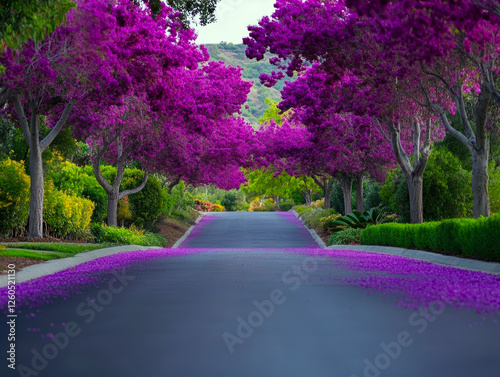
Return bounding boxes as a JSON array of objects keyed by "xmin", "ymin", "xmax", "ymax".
[{"xmin": 361, "ymin": 215, "xmax": 500, "ymax": 262}]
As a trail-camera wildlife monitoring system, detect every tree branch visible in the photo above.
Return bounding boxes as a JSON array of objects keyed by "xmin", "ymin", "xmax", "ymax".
[
  {"xmin": 40, "ymin": 99, "xmax": 75, "ymax": 152},
  {"xmin": 13, "ymin": 94, "xmax": 31, "ymax": 144},
  {"xmin": 120, "ymin": 172, "xmax": 149, "ymax": 199},
  {"xmin": 92, "ymin": 156, "xmax": 113, "ymax": 194},
  {"xmin": 432, "ymin": 104, "xmax": 473, "ymax": 152}
]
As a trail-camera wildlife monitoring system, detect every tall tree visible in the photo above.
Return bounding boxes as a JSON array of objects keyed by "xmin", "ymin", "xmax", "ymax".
[
  {"xmin": 243, "ymin": 0, "xmax": 449, "ymax": 222},
  {"xmin": 0, "ymin": 0, "xmax": 120, "ymax": 237}
]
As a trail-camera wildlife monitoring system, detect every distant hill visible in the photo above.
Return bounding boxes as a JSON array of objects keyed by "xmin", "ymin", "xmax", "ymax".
[{"xmin": 204, "ymin": 43, "xmax": 293, "ymax": 128}]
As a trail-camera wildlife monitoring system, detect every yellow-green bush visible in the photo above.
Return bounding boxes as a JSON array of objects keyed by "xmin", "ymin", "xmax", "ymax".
[
  {"xmin": 0, "ymin": 159, "xmax": 30, "ymax": 236},
  {"xmin": 91, "ymin": 223, "xmax": 167, "ymax": 247},
  {"xmin": 43, "ymin": 181, "xmax": 95, "ymax": 238}
]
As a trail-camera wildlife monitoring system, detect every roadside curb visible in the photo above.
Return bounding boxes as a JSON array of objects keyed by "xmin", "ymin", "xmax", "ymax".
[
  {"xmin": 326, "ymin": 244, "xmax": 500, "ymax": 275},
  {"xmin": 0, "ymin": 213, "xmax": 204, "ymax": 287},
  {"xmin": 172, "ymin": 212, "xmax": 205, "ymax": 248},
  {"xmin": 0, "ymin": 245, "xmax": 162, "ymax": 288},
  {"xmin": 290, "ymin": 210, "xmax": 500, "ymax": 275},
  {"xmin": 291, "ymin": 209, "xmax": 327, "ymax": 249}
]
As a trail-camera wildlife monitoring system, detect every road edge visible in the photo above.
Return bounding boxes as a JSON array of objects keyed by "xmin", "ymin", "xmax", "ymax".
[{"xmin": 290, "ymin": 209, "xmax": 327, "ymax": 249}]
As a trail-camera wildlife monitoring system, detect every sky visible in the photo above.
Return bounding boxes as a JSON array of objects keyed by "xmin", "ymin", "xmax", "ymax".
[{"xmin": 195, "ymin": 0, "xmax": 276, "ymax": 45}]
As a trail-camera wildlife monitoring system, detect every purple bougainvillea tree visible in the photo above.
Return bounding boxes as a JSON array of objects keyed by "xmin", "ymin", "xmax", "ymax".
[
  {"xmin": 243, "ymin": 0, "xmax": 450, "ymax": 222},
  {"xmin": 150, "ymin": 61, "xmax": 254, "ymax": 193},
  {"xmin": 346, "ymin": 0, "xmax": 500, "ymax": 217},
  {"xmin": 0, "ymin": 0, "xmax": 120, "ymax": 237},
  {"xmin": 70, "ymin": 0, "xmax": 209, "ymax": 227}
]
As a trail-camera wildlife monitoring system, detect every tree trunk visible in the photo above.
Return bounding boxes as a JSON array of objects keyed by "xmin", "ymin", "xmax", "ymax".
[
  {"xmin": 13, "ymin": 94, "xmax": 75, "ymax": 238},
  {"xmin": 323, "ymin": 177, "xmax": 335, "ymax": 209},
  {"xmin": 273, "ymin": 195, "xmax": 281, "ymax": 210},
  {"xmin": 28, "ymin": 122, "xmax": 44, "ymax": 238},
  {"xmin": 107, "ymin": 190, "xmax": 119, "ymax": 227},
  {"xmin": 405, "ymin": 173, "xmax": 424, "ymax": 224},
  {"xmin": 378, "ymin": 119, "xmax": 431, "ymax": 224},
  {"xmin": 303, "ymin": 189, "xmax": 312, "ymax": 206},
  {"xmin": 471, "ymin": 145, "xmax": 490, "ymax": 218},
  {"xmin": 356, "ymin": 175, "xmax": 364, "ymax": 212},
  {"xmin": 433, "ymin": 83, "xmax": 490, "ymax": 218},
  {"xmin": 341, "ymin": 176, "xmax": 354, "ymax": 215}
]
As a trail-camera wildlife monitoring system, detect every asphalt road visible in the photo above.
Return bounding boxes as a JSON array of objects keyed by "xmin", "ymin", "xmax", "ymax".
[{"xmin": 2, "ymin": 212, "xmax": 500, "ymax": 377}]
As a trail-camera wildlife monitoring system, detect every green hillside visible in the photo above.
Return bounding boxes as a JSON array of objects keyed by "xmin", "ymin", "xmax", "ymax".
[{"xmin": 204, "ymin": 42, "xmax": 292, "ymax": 128}]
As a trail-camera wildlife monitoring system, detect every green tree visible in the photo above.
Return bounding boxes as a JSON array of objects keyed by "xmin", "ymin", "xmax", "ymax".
[{"xmin": 381, "ymin": 147, "xmax": 473, "ymax": 222}]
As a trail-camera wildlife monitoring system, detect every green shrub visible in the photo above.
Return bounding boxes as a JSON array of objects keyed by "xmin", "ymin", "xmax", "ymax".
[
  {"xmin": 319, "ymin": 213, "xmax": 343, "ymax": 232},
  {"xmin": 221, "ymin": 190, "xmax": 246, "ymax": 211},
  {"xmin": 279, "ymin": 199, "xmax": 295, "ymax": 212},
  {"xmin": 127, "ymin": 175, "xmax": 167, "ymax": 230},
  {"xmin": 171, "ymin": 209, "xmax": 197, "ymax": 225},
  {"xmin": 381, "ymin": 148, "xmax": 472, "ymax": 222},
  {"xmin": 91, "ymin": 223, "xmax": 167, "ymax": 247},
  {"xmin": 0, "ymin": 158, "xmax": 30, "ymax": 236},
  {"xmin": 361, "ymin": 215, "xmax": 500, "ymax": 262},
  {"xmin": 294, "ymin": 205, "xmax": 313, "ymax": 216},
  {"xmin": 303, "ymin": 208, "xmax": 336, "ymax": 229},
  {"xmin": 51, "ymin": 161, "xmax": 107, "ymax": 222},
  {"xmin": 490, "ymin": 162, "xmax": 500, "ymax": 214},
  {"xmin": 328, "ymin": 228, "xmax": 364, "ymax": 246},
  {"xmin": 44, "ymin": 181, "xmax": 95, "ymax": 238}
]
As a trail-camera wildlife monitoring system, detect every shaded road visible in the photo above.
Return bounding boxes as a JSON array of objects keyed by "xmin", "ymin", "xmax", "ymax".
[{"xmin": 2, "ymin": 212, "xmax": 500, "ymax": 377}]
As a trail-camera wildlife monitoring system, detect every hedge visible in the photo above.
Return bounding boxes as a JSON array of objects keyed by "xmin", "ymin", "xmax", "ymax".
[{"xmin": 360, "ymin": 215, "xmax": 500, "ymax": 262}]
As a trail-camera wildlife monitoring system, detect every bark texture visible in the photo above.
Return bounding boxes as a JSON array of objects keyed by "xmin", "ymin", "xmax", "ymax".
[
  {"xmin": 13, "ymin": 93, "xmax": 74, "ymax": 238},
  {"xmin": 379, "ymin": 119, "xmax": 432, "ymax": 224},
  {"xmin": 433, "ymin": 83, "xmax": 491, "ymax": 218},
  {"xmin": 356, "ymin": 175, "xmax": 364, "ymax": 212}
]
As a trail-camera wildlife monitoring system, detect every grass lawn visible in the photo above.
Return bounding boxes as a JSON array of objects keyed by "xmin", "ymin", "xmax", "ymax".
[
  {"xmin": 2, "ymin": 243, "xmax": 105, "ymax": 255},
  {"xmin": 0, "ymin": 249, "xmax": 62, "ymax": 261}
]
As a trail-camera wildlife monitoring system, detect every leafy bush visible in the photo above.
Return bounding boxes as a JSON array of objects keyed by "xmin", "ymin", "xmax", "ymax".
[
  {"xmin": 51, "ymin": 161, "xmax": 107, "ymax": 222},
  {"xmin": 194, "ymin": 199, "xmax": 225, "ymax": 212},
  {"xmin": 170, "ymin": 181, "xmax": 195, "ymax": 212},
  {"xmin": 294, "ymin": 205, "xmax": 313, "ymax": 216},
  {"xmin": 44, "ymin": 181, "xmax": 95, "ymax": 238},
  {"xmin": 361, "ymin": 215, "xmax": 500, "ymax": 262},
  {"xmin": 263, "ymin": 198, "xmax": 277, "ymax": 211},
  {"xmin": 126, "ymin": 174, "xmax": 167, "ymax": 230},
  {"xmin": 171, "ymin": 209, "xmax": 198, "ymax": 225},
  {"xmin": 490, "ymin": 162, "xmax": 500, "ymax": 214},
  {"xmin": 332, "ymin": 207, "xmax": 395, "ymax": 230},
  {"xmin": 117, "ymin": 196, "xmax": 132, "ymax": 225},
  {"xmin": 279, "ymin": 199, "xmax": 295, "ymax": 212},
  {"xmin": 328, "ymin": 228, "xmax": 364, "ymax": 246},
  {"xmin": 363, "ymin": 181, "xmax": 383, "ymax": 210},
  {"xmin": 221, "ymin": 190, "xmax": 246, "ymax": 211},
  {"xmin": 252, "ymin": 206, "xmax": 268, "ymax": 212},
  {"xmin": 381, "ymin": 148, "xmax": 472, "ymax": 222},
  {"xmin": 319, "ymin": 213, "xmax": 343, "ymax": 232},
  {"xmin": 0, "ymin": 158, "xmax": 30, "ymax": 236},
  {"xmin": 91, "ymin": 223, "xmax": 167, "ymax": 247},
  {"xmin": 302, "ymin": 208, "xmax": 336, "ymax": 229},
  {"xmin": 310, "ymin": 198, "xmax": 325, "ymax": 209}
]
